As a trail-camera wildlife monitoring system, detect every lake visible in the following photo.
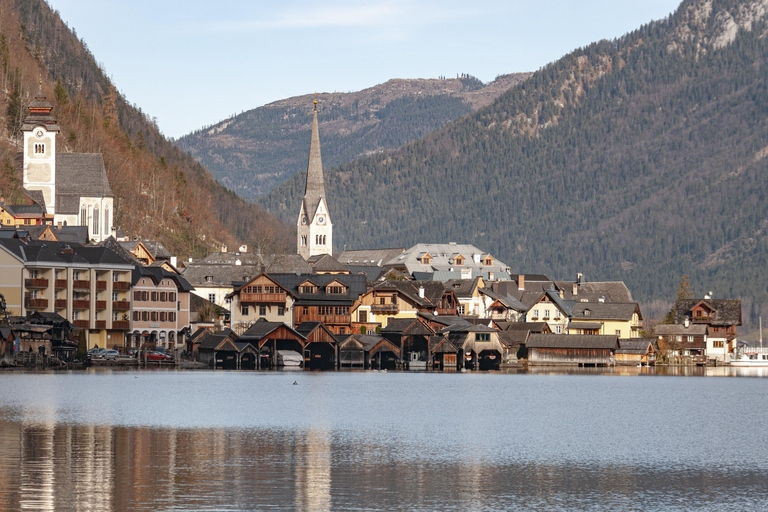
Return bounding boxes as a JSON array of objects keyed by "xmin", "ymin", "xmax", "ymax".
[{"xmin": 0, "ymin": 367, "xmax": 767, "ymax": 511}]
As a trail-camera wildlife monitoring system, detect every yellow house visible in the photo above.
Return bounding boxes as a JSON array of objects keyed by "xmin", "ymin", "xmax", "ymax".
[
  {"xmin": 353, "ymin": 280, "xmax": 437, "ymax": 331},
  {"xmin": 524, "ymin": 290, "xmax": 571, "ymax": 334},
  {"xmin": 568, "ymin": 302, "xmax": 643, "ymax": 339},
  {"xmin": 0, "ymin": 203, "xmax": 47, "ymax": 227}
]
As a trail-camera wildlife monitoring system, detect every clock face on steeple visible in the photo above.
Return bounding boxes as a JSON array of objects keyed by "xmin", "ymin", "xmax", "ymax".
[
  {"xmin": 35, "ymin": 129, "xmax": 44, "ymax": 138},
  {"xmin": 317, "ymin": 215, "xmax": 325, "ymax": 225},
  {"xmin": 301, "ymin": 216, "xmax": 308, "ymax": 225}
]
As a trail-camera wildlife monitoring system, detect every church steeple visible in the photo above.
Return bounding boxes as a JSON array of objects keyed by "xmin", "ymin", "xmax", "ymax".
[{"xmin": 297, "ymin": 96, "xmax": 332, "ymax": 259}]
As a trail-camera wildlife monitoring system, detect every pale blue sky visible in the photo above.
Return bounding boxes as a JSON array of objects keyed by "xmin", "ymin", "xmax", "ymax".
[{"xmin": 47, "ymin": 0, "xmax": 682, "ymax": 138}]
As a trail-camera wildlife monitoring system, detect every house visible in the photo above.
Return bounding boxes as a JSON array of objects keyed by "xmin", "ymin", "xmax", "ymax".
[
  {"xmin": 442, "ymin": 323, "xmax": 507, "ymax": 370},
  {"xmin": 479, "ymin": 287, "xmax": 526, "ymax": 322},
  {"xmin": 524, "ymin": 289, "xmax": 573, "ymax": 334},
  {"xmin": 653, "ymin": 322, "xmax": 708, "ymax": 364},
  {"xmin": 418, "ymin": 312, "xmax": 471, "ymax": 333},
  {"xmin": 227, "ymin": 273, "xmax": 295, "ymax": 333},
  {"xmin": 338, "ymin": 248, "xmax": 406, "ymax": 282},
  {"xmin": 269, "ymin": 273, "xmax": 368, "ymax": 335},
  {"xmin": 568, "ymin": 302, "xmax": 643, "ymax": 339},
  {"xmin": 0, "ymin": 237, "xmax": 134, "ymax": 348},
  {"xmin": 383, "ymin": 242, "xmax": 511, "ymax": 280},
  {"xmin": 674, "ymin": 299, "xmax": 741, "ymax": 362},
  {"xmin": 182, "ymin": 252, "xmax": 263, "ymax": 308},
  {"xmin": 615, "ymin": 338, "xmax": 656, "ymax": 366},
  {"xmin": 196, "ymin": 330, "xmax": 247, "ymax": 369},
  {"xmin": 353, "ymin": 280, "xmax": 438, "ymax": 332},
  {"xmin": 0, "ymin": 202, "xmax": 47, "ymax": 227},
  {"xmin": 295, "ymin": 321, "xmax": 338, "ymax": 369},
  {"xmin": 445, "ymin": 277, "xmax": 486, "ymax": 317},
  {"xmin": 526, "ymin": 334, "xmax": 618, "ymax": 366},
  {"xmin": 128, "ymin": 266, "xmax": 193, "ymax": 352}
]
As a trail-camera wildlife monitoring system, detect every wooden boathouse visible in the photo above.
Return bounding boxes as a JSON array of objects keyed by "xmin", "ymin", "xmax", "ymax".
[
  {"xmin": 238, "ymin": 319, "xmax": 307, "ymax": 368},
  {"xmin": 295, "ymin": 321, "xmax": 338, "ymax": 369},
  {"xmin": 527, "ymin": 334, "xmax": 618, "ymax": 366}
]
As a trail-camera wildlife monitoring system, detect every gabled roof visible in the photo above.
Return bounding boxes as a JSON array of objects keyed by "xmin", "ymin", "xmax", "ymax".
[
  {"xmin": 264, "ymin": 253, "xmax": 312, "ymax": 274},
  {"xmin": 239, "ymin": 319, "xmax": 306, "ymax": 341},
  {"xmin": 444, "ymin": 277, "xmax": 482, "ymax": 298},
  {"xmin": 674, "ymin": 299, "xmax": 742, "ymax": 326},
  {"xmin": 384, "ymin": 243, "xmax": 509, "ymax": 275},
  {"xmin": 571, "ymin": 302, "xmax": 641, "ymax": 321},
  {"xmin": 479, "ymin": 287, "xmax": 527, "ymax": 311},
  {"xmin": 55, "ymin": 154, "xmax": 113, "ymax": 214},
  {"xmin": 132, "ymin": 265, "xmax": 194, "ymax": 291},
  {"xmin": 269, "ymin": 273, "xmax": 367, "ymax": 304},
  {"xmin": 182, "ymin": 262, "xmax": 263, "ymax": 287},
  {"xmin": 338, "ymin": 248, "xmax": 406, "ymax": 266},
  {"xmin": 527, "ymin": 334, "xmax": 618, "ymax": 350},
  {"xmin": 381, "ymin": 318, "xmax": 434, "ymax": 336},
  {"xmin": 198, "ymin": 333, "xmax": 237, "ymax": 351},
  {"xmin": 370, "ymin": 280, "xmax": 435, "ymax": 308},
  {"xmin": 616, "ymin": 338, "xmax": 654, "ymax": 355},
  {"xmin": 494, "ymin": 321, "xmax": 550, "ymax": 333},
  {"xmin": 307, "ymin": 254, "xmax": 349, "ymax": 273},
  {"xmin": 653, "ymin": 324, "xmax": 707, "ymax": 336},
  {"xmin": 418, "ymin": 312, "xmax": 471, "ymax": 328}
]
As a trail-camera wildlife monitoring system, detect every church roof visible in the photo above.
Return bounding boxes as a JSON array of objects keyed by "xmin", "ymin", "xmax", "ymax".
[
  {"xmin": 55, "ymin": 154, "xmax": 113, "ymax": 214},
  {"xmin": 21, "ymin": 92, "xmax": 60, "ymax": 132},
  {"xmin": 301, "ymin": 103, "xmax": 327, "ymax": 221}
]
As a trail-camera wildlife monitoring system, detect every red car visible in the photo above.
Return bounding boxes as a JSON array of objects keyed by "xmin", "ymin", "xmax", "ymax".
[{"xmin": 145, "ymin": 351, "xmax": 172, "ymax": 361}]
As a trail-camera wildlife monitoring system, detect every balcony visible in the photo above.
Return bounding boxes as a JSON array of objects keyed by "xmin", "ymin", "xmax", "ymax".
[
  {"xmin": 436, "ymin": 307, "xmax": 455, "ymax": 315},
  {"xmin": 95, "ymin": 320, "xmax": 106, "ymax": 329},
  {"xmin": 318, "ymin": 315, "xmax": 349, "ymax": 325},
  {"xmin": 25, "ymin": 278, "xmax": 49, "ymax": 288},
  {"xmin": 112, "ymin": 301, "xmax": 130, "ymax": 311},
  {"xmin": 54, "ymin": 299, "xmax": 67, "ymax": 309},
  {"xmin": 240, "ymin": 292, "xmax": 286, "ymax": 304},
  {"xmin": 72, "ymin": 300, "xmax": 90, "ymax": 309},
  {"xmin": 96, "ymin": 281, "xmax": 107, "ymax": 290},
  {"xmin": 112, "ymin": 281, "xmax": 131, "ymax": 290},
  {"xmin": 25, "ymin": 298, "xmax": 48, "ymax": 309},
  {"xmin": 54, "ymin": 279, "xmax": 68, "ymax": 289},
  {"xmin": 72, "ymin": 280, "xmax": 90, "ymax": 290},
  {"xmin": 95, "ymin": 300, "xmax": 107, "ymax": 310},
  {"xmin": 371, "ymin": 303, "xmax": 399, "ymax": 313},
  {"xmin": 112, "ymin": 320, "xmax": 130, "ymax": 330},
  {"xmin": 692, "ymin": 316, "xmax": 711, "ymax": 324},
  {"xmin": 73, "ymin": 320, "xmax": 89, "ymax": 329}
]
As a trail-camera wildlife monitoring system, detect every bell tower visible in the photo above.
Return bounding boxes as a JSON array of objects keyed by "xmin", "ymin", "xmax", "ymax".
[
  {"xmin": 21, "ymin": 81, "xmax": 60, "ymax": 215},
  {"xmin": 297, "ymin": 96, "xmax": 332, "ymax": 259}
]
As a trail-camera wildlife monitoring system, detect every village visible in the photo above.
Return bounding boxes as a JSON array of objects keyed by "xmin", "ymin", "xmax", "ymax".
[{"xmin": 0, "ymin": 91, "xmax": 747, "ymax": 371}]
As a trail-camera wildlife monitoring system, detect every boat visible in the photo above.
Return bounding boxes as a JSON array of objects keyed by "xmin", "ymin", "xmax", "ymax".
[
  {"xmin": 276, "ymin": 350, "xmax": 303, "ymax": 367},
  {"xmin": 730, "ymin": 352, "xmax": 768, "ymax": 367}
]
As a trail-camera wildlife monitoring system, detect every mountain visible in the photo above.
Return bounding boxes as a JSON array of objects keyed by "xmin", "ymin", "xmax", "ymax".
[
  {"xmin": 0, "ymin": 0, "xmax": 293, "ymax": 257},
  {"xmin": 176, "ymin": 74, "xmax": 530, "ymax": 199},
  {"xmin": 260, "ymin": 0, "xmax": 768, "ymax": 333}
]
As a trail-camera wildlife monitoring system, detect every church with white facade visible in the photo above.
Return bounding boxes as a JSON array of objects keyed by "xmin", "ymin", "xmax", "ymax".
[{"xmin": 20, "ymin": 87, "xmax": 115, "ymax": 242}]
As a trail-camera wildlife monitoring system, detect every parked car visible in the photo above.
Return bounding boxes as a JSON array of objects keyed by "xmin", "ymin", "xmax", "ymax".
[
  {"xmin": 102, "ymin": 349, "xmax": 120, "ymax": 361},
  {"xmin": 88, "ymin": 348, "xmax": 107, "ymax": 359},
  {"xmin": 146, "ymin": 351, "xmax": 172, "ymax": 361}
]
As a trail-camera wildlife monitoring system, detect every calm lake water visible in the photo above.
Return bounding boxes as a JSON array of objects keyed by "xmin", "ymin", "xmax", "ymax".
[{"xmin": 0, "ymin": 367, "xmax": 767, "ymax": 511}]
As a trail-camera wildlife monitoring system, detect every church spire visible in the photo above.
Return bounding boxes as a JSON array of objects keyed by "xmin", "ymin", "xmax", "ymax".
[
  {"xmin": 302, "ymin": 93, "xmax": 326, "ymax": 220},
  {"xmin": 297, "ymin": 95, "xmax": 332, "ymax": 259}
]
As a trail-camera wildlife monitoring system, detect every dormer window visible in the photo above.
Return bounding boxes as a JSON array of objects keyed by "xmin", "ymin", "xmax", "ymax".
[
  {"xmin": 455, "ymin": 256, "xmax": 464, "ymax": 265},
  {"xmin": 584, "ymin": 309, "xmax": 591, "ymax": 316},
  {"xmin": 205, "ymin": 276, "xmax": 213, "ymax": 283},
  {"xmin": 327, "ymin": 285, "xmax": 345, "ymax": 294},
  {"xmin": 300, "ymin": 285, "xmax": 316, "ymax": 294}
]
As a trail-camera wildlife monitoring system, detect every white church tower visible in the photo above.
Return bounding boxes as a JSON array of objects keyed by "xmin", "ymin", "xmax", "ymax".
[
  {"xmin": 21, "ymin": 83, "xmax": 60, "ymax": 216},
  {"xmin": 297, "ymin": 97, "xmax": 332, "ymax": 259}
]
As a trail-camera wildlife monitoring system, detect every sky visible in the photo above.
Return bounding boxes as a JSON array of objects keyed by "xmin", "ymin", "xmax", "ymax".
[{"xmin": 46, "ymin": 0, "xmax": 683, "ymax": 139}]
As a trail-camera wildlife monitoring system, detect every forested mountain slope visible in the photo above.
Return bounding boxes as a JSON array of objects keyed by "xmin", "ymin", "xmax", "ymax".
[
  {"xmin": 176, "ymin": 74, "xmax": 530, "ymax": 199},
  {"xmin": 0, "ymin": 0, "xmax": 293, "ymax": 257},
  {"xmin": 261, "ymin": 0, "xmax": 768, "ymax": 331}
]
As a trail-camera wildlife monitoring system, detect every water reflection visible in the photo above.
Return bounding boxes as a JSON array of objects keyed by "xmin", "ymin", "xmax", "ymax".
[{"xmin": 1, "ymin": 371, "xmax": 768, "ymax": 511}]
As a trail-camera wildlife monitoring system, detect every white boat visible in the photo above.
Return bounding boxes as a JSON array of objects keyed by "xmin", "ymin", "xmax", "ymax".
[
  {"xmin": 731, "ymin": 352, "xmax": 768, "ymax": 367},
  {"xmin": 277, "ymin": 350, "xmax": 303, "ymax": 367}
]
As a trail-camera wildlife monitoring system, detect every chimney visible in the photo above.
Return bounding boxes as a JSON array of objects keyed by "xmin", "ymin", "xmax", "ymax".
[
  {"xmin": 518, "ymin": 274, "xmax": 525, "ymax": 291},
  {"xmin": 221, "ymin": 245, "xmax": 227, "ymax": 252},
  {"xmin": 559, "ymin": 288, "xmax": 564, "ymax": 299},
  {"xmin": 239, "ymin": 244, "xmax": 248, "ymax": 252},
  {"xmin": 684, "ymin": 317, "xmax": 690, "ymax": 328},
  {"xmin": 577, "ymin": 273, "xmax": 583, "ymax": 285},
  {"xmin": 170, "ymin": 256, "xmax": 177, "ymax": 267},
  {"xmin": 62, "ymin": 245, "xmax": 73, "ymax": 255},
  {"xmin": 573, "ymin": 284, "xmax": 578, "ymax": 296},
  {"xmin": 599, "ymin": 296, "xmax": 605, "ymax": 303},
  {"xmin": 418, "ymin": 286, "xmax": 425, "ymax": 298},
  {"xmin": 57, "ymin": 221, "xmax": 62, "ymax": 229}
]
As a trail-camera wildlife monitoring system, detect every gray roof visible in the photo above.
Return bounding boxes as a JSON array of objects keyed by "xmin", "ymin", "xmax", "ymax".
[
  {"xmin": 141, "ymin": 241, "xmax": 172, "ymax": 260},
  {"xmin": 527, "ymin": 334, "xmax": 618, "ymax": 350},
  {"xmin": 21, "ymin": 94, "xmax": 60, "ymax": 132},
  {"xmin": 495, "ymin": 321, "xmax": 550, "ymax": 333},
  {"xmin": 384, "ymin": 242, "xmax": 509, "ymax": 276},
  {"xmin": 571, "ymin": 302, "xmax": 641, "ymax": 321},
  {"xmin": 50, "ymin": 226, "xmax": 89, "ymax": 243},
  {"xmin": 498, "ymin": 330, "xmax": 528, "ymax": 347},
  {"xmin": 381, "ymin": 318, "xmax": 433, "ymax": 335},
  {"xmin": 301, "ymin": 105, "xmax": 327, "ymax": 221},
  {"xmin": 338, "ymin": 248, "xmax": 406, "ymax": 266},
  {"xmin": 182, "ymin": 262, "xmax": 263, "ymax": 288},
  {"xmin": 371, "ymin": 280, "xmax": 435, "ymax": 308},
  {"xmin": 240, "ymin": 319, "xmax": 305, "ymax": 342},
  {"xmin": 133, "ymin": 265, "xmax": 194, "ymax": 292},
  {"xmin": 479, "ymin": 287, "xmax": 527, "ymax": 311},
  {"xmin": 653, "ymin": 324, "xmax": 707, "ymax": 336},
  {"xmin": 265, "ymin": 254, "xmax": 311, "ymax": 274},
  {"xmin": 418, "ymin": 312, "xmax": 471, "ymax": 327},
  {"xmin": 554, "ymin": 280, "xmax": 634, "ymax": 303},
  {"xmin": 444, "ymin": 278, "xmax": 481, "ymax": 299},
  {"xmin": 674, "ymin": 299, "xmax": 742, "ymax": 326},
  {"xmin": 0, "ymin": 203, "xmax": 46, "ymax": 217},
  {"xmin": 308, "ymin": 254, "xmax": 348, "ymax": 273},
  {"xmin": 55, "ymin": 154, "xmax": 113, "ymax": 214},
  {"xmin": 616, "ymin": 338, "xmax": 654, "ymax": 355},
  {"xmin": 0, "ymin": 238, "xmax": 135, "ymax": 267},
  {"xmin": 346, "ymin": 265, "xmax": 386, "ymax": 282},
  {"xmin": 269, "ymin": 273, "xmax": 367, "ymax": 305}
]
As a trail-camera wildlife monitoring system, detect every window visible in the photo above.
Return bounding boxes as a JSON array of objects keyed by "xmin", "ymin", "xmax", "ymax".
[
  {"xmin": 169, "ymin": 312, "xmax": 176, "ymax": 322},
  {"xmin": 72, "ymin": 311, "xmax": 80, "ymax": 320},
  {"xmin": 555, "ymin": 325, "xmax": 562, "ymax": 334},
  {"xmin": 112, "ymin": 273, "xmax": 119, "ymax": 282},
  {"xmin": 133, "ymin": 311, "xmax": 140, "ymax": 321},
  {"xmin": 142, "ymin": 311, "xmax": 149, "ymax": 321},
  {"xmin": 169, "ymin": 292, "xmax": 176, "ymax": 302},
  {"xmin": 160, "ymin": 312, "xmax": 167, "ymax": 322},
  {"xmin": 713, "ymin": 340, "xmax": 724, "ymax": 348},
  {"xmin": 104, "ymin": 205, "xmax": 110, "ymax": 235},
  {"xmin": 278, "ymin": 305, "xmax": 285, "ymax": 316},
  {"xmin": 303, "ymin": 306, "xmax": 309, "ymax": 315},
  {"xmin": 112, "ymin": 292, "xmax": 119, "ymax": 301},
  {"xmin": 359, "ymin": 310, "xmax": 368, "ymax": 323},
  {"xmin": 379, "ymin": 298, "xmax": 386, "ymax": 305},
  {"xmin": 301, "ymin": 235, "xmax": 307, "ymax": 246},
  {"xmin": 555, "ymin": 310, "xmax": 561, "ymax": 319},
  {"xmin": 327, "ymin": 286, "xmax": 344, "ymax": 294},
  {"xmin": 484, "ymin": 258, "xmax": 493, "ymax": 266},
  {"xmin": 160, "ymin": 292, "xmax": 167, "ymax": 302},
  {"xmin": 151, "ymin": 311, "xmax": 158, "ymax": 322},
  {"xmin": 457, "ymin": 305, "xmax": 465, "ymax": 315},
  {"xmin": 205, "ymin": 276, "xmax": 213, "ymax": 283},
  {"xmin": 208, "ymin": 293, "xmax": 216, "ymax": 303},
  {"xmin": 543, "ymin": 310, "xmax": 550, "ymax": 319},
  {"xmin": 532, "ymin": 309, "xmax": 539, "ymax": 318},
  {"xmin": 93, "ymin": 207, "xmax": 99, "ymax": 235},
  {"xmin": 134, "ymin": 291, "xmax": 141, "ymax": 301},
  {"xmin": 259, "ymin": 305, "xmax": 267, "ymax": 316},
  {"xmin": 142, "ymin": 291, "xmax": 150, "ymax": 301},
  {"xmin": 475, "ymin": 333, "xmax": 490, "ymax": 341},
  {"xmin": 34, "ymin": 143, "xmax": 45, "ymax": 154},
  {"xmin": 339, "ymin": 327, "xmax": 345, "ymax": 334},
  {"xmin": 687, "ymin": 335, "xmax": 694, "ymax": 343},
  {"xmin": 151, "ymin": 291, "xmax": 159, "ymax": 302},
  {"xmin": 241, "ymin": 306, "xmax": 249, "ymax": 316},
  {"xmin": 300, "ymin": 285, "xmax": 316, "ymax": 294},
  {"xmin": 616, "ymin": 330, "xmax": 621, "ymax": 337},
  {"xmin": 80, "ymin": 205, "xmax": 87, "ymax": 226}
]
